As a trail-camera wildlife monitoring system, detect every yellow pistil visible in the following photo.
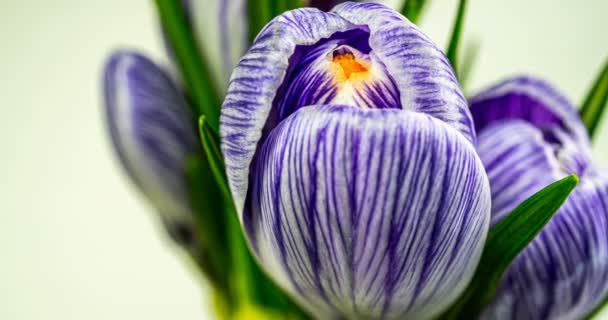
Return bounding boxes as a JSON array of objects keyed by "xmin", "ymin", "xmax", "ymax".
[{"xmin": 331, "ymin": 52, "xmax": 370, "ymax": 82}]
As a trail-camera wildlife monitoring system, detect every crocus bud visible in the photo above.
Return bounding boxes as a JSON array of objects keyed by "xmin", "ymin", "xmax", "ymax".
[
  {"xmin": 471, "ymin": 76, "xmax": 608, "ymax": 319},
  {"xmin": 220, "ymin": 3, "xmax": 491, "ymax": 319},
  {"xmin": 103, "ymin": 51, "xmax": 200, "ymax": 246}
]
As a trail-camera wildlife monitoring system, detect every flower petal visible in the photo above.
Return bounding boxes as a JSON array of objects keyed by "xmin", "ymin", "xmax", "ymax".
[
  {"xmin": 103, "ymin": 51, "xmax": 199, "ymax": 243},
  {"xmin": 480, "ymin": 171, "xmax": 608, "ymax": 320},
  {"xmin": 220, "ymin": 5, "xmax": 472, "ymax": 216},
  {"xmin": 470, "ymin": 76, "xmax": 590, "ymax": 149},
  {"xmin": 476, "ymin": 121, "xmax": 565, "ymax": 224},
  {"xmin": 249, "ymin": 105, "xmax": 490, "ymax": 319}
]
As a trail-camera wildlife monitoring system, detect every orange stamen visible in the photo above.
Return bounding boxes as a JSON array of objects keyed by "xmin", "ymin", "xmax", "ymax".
[{"xmin": 332, "ymin": 53, "xmax": 368, "ymax": 79}]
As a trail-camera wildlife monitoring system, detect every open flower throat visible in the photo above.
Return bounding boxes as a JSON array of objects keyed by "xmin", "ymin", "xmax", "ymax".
[
  {"xmin": 273, "ymin": 29, "xmax": 402, "ymax": 122},
  {"xmin": 331, "ymin": 49, "xmax": 369, "ymax": 80}
]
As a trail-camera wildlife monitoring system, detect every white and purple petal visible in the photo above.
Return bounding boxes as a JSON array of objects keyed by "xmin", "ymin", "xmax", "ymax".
[
  {"xmin": 103, "ymin": 51, "xmax": 199, "ymax": 244},
  {"xmin": 250, "ymin": 105, "xmax": 490, "ymax": 319},
  {"xmin": 220, "ymin": 4, "xmax": 473, "ymax": 215}
]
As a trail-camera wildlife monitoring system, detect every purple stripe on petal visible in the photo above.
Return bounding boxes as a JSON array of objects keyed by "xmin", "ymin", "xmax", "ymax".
[
  {"xmin": 103, "ymin": 51, "xmax": 199, "ymax": 243},
  {"xmin": 249, "ymin": 105, "xmax": 490, "ymax": 319}
]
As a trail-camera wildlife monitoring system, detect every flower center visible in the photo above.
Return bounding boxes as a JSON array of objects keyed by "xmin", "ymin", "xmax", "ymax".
[{"xmin": 331, "ymin": 51, "xmax": 369, "ymax": 80}]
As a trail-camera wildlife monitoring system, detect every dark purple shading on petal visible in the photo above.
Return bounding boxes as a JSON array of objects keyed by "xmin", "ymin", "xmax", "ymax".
[
  {"xmin": 103, "ymin": 51, "xmax": 199, "ymax": 245},
  {"xmin": 469, "ymin": 76, "xmax": 590, "ymax": 149},
  {"xmin": 250, "ymin": 105, "xmax": 490, "ymax": 319}
]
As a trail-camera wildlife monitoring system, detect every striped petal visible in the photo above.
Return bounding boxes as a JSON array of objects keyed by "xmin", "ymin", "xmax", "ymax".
[
  {"xmin": 103, "ymin": 51, "xmax": 199, "ymax": 245},
  {"xmin": 249, "ymin": 105, "xmax": 490, "ymax": 319},
  {"xmin": 220, "ymin": 4, "xmax": 472, "ymax": 216},
  {"xmin": 470, "ymin": 76, "xmax": 591, "ymax": 149},
  {"xmin": 476, "ymin": 121, "xmax": 573, "ymax": 224}
]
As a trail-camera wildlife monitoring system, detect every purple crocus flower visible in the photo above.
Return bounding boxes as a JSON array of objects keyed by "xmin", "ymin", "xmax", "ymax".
[
  {"xmin": 103, "ymin": 0, "xmax": 248, "ymax": 246},
  {"xmin": 103, "ymin": 51, "xmax": 200, "ymax": 246},
  {"xmin": 220, "ymin": 3, "xmax": 491, "ymax": 319},
  {"xmin": 470, "ymin": 76, "xmax": 608, "ymax": 319}
]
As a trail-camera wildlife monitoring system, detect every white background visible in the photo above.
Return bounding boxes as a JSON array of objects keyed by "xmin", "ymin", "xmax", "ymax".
[{"xmin": 1, "ymin": 0, "xmax": 607, "ymax": 319}]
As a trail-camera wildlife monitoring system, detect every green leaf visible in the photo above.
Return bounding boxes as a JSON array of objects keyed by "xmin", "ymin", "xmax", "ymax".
[
  {"xmin": 247, "ymin": 0, "xmax": 274, "ymax": 43},
  {"xmin": 185, "ymin": 155, "xmax": 229, "ymax": 290},
  {"xmin": 198, "ymin": 116, "xmax": 226, "ymax": 189},
  {"xmin": 399, "ymin": 0, "xmax": 428, "ymax": 24},
  {"xmin": 153, "ymin": 0, "xmax": 221, "ymax": 132},
  {"xmin": 438, "ymin": 174, "xmax": 579, "ymax": 319},
  {"xmin": 445, "ymin": 0, "xmax": 467, "ymax": 78},
  {"xmin": 580, "ymin": 57, "xmax": 608, "ymax": 139}
]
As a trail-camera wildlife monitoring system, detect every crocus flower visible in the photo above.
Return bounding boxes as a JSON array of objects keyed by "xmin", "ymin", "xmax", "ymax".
[
  {"xmin": 103, "ymin": 51, "xmax": 200, "ymax": 246},
  {"xmin": 470, "ymin": 76, "xmax": 608, "ymax": 319},
  {"xmin": 102, "ymin": 0, "xmax": 248, "ymax": 246},
  {"xmin": 220, "ymin": 3, "xmax": 491, "ymax": 319}
]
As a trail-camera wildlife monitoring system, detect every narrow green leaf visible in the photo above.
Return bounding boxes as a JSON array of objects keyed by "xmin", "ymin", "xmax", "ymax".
[
  {"xmin": 247, "ymin": 0, "xmax": 274, "ymax": 42},
  {"xmin": 185, "ymin": 155, "xmax": 229, "ymax": 289},
  {"xmin": 198, "ymin": 116, "xmax": 226, "ymax": 189},
  {"xmin": 154, "ymin": 1, "xmax": 221, "ymax": 132},
  {"xmin": 580, "ymin": 57, "xmax": 608, "ymax": 139},
  {"xmin": 445, "ymin": 0, "xmax": 467, "ymax": 77},
  {"xmin": 438, "ymin": 174, "xmax": 579, "ymax": 319},
  {"xmin": 399, "ymin": 0, "xmax": 428, "ymax": 24}
]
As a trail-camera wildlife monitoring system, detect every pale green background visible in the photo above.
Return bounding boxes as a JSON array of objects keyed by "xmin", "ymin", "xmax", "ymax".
[{"xmin": 1, "ymin": 0, "xmax": 607, "ymax": 319}]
